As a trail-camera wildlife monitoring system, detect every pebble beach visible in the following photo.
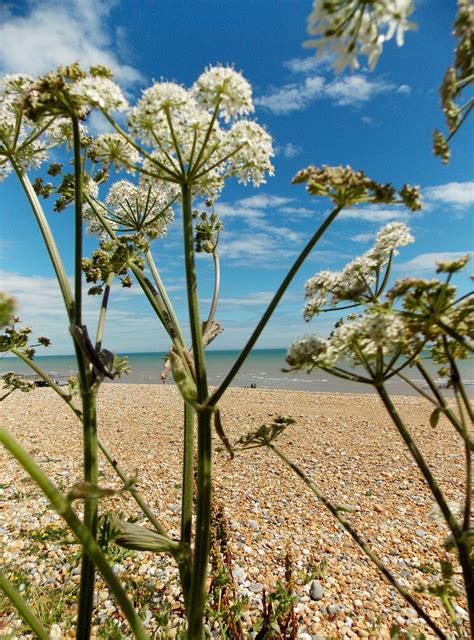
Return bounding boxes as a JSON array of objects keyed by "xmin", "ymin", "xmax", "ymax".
[{"xmin": 0, "ymin": 384, "xmax": 471, "ymax": 638}]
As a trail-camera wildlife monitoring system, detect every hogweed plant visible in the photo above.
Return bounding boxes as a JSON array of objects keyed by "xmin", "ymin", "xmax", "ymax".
[
  {"xmin": 0, "ymin": 60, "xmax": 421, "ymax": 639},
  {"xmin": 0, "ymin": 3, "xmax": 472, "ymax": 639}
]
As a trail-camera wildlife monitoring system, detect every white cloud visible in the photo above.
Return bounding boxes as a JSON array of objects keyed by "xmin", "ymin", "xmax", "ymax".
[
  {"xmin": 238, "ymin": 194, "xmax": 293, "ymax": 209},
  {"xmin": 0, "ymin": 0, "xmax": 142, "ymax": 85},
  {"xmin": 325, "ymin": 75, "xmax": 394, "ymax": 106},
  {"xmin": 204, "ymin": 291, "xmax": 275, "ymax": 307},
  {"xmin": 399, "ymin": 252, "xmax": 472, "ymax": 274},
  {"xmin": 361, "ymin": 116, "xmax": 373, "ymax": 124},
  {"xmin": 256, "ymin": 72, "xmax": 394, "ymax": 113},
  {"xmin": 280, "ymin": 206, "xmax": 315, "ymax": 217},
  {"xmin": 284, "ymin": 57, "xmax": 323, "ymax": 74},
  {"xmin": 279, "ymin": 142, "xmax": 301, "ymax": 158},
  {"xmin": 397, "ymin": 84, "xmax": 411, "ymax": 94},
  {"xmin": 255, "ymin": 76, "xmax": 325, "ymax": 114},
  {"xmin": 424, "ymin": 181, "xmax": 474, "ymax": 210},
  {"xmin": 340, "ymin": 206, "xmax": 409, "ymax": 222},
  {"xmin": 351, "ymin": 232, "xmax": 374, "ymax": 242}
]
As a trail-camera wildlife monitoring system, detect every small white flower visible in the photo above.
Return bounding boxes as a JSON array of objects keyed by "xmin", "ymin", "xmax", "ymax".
[
  {"xmin": 192, "ymin": 65, "xmax": 254, "ymax": 122},
  {"xmin": 305, "ymin": 0, "xmax": 416, "ymax": 71},
  {"xmin": 91, "ymin": 133, "xmax": 139, "ymax": 172},
  {"xmin": 70, "ymin": 76, "xmax": 128, "ymax": 111},
  {"xmin": 286, "ymin": 335, "xmax": 338, "ymax": 371}
]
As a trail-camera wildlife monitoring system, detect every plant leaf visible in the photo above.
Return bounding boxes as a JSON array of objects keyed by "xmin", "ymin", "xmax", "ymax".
[
  {"xmin": 429, "ymin": 408, "xmax": 441, "ymax": 428},
  {"xmin": 113, "ymin": 519, "xmax": 191, "ymax": 563}
]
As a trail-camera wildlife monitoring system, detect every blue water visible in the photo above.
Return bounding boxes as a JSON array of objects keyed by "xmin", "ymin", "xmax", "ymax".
[{"xmin": 1, "ymin": 349, "xmax": 472, "ymax": 395}]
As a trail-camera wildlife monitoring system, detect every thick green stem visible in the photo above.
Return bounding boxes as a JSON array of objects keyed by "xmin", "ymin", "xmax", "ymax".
[
  {"xmin": 181, "ymin": 182, "xmax": 211, "ymax": 638},
  {"xmin": 72, "ymin": 116, "xmax": 98, "ymax": 640},
  {"xmin": 11, "ymin": 159, "xmax": 74, "ymax": 319},
  {"xmin": 179, "ymin": 403, "xmax": 195, "ymax": 610},
  {"xmin": 0, "ymin": 427, "xmax": 149, "ymax": 640},
  {"xmin": 208, "ymin": 205, "xmax": 343, "ymax": 408},
  {"xmin": 268, "ymin": 443, "xmax": 448, "ymax": 639},
  {"xmin": 0, "ymin": 569, "xmax": 49, "ymax": 640}
]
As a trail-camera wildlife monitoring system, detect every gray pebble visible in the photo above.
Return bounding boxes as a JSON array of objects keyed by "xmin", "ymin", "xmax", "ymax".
[{"xmin": 309, "ymin": 579, "xmax": 324, "ymax": 601}]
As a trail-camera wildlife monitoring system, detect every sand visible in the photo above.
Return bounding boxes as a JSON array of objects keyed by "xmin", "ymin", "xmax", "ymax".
[{"xmin": 0, "ymin": 384, "xmax": 470, "ymax": 638}]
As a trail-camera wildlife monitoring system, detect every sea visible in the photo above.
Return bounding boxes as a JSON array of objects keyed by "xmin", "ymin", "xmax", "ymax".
[{"xmin": 1, "ymin": 349, "xmax": 473, "ymax": 396}]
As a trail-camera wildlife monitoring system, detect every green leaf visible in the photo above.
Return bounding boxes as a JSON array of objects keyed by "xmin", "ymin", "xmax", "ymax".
[
  {"xmin": 113, "ymin": 519, "xmax": 190, "ymax": 563},
  {"xmin": 169, "ymin": 350, "xmax": 199, "ymax": 409},
  {"xmin": 429, "ymin": 407, "xmax": 441, "ymax": 428}
]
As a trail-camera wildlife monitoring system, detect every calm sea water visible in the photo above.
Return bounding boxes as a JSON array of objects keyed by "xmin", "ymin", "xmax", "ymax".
[{"xmin": 1, "ymin": 349, "xmax": 472, "ymax": 396}]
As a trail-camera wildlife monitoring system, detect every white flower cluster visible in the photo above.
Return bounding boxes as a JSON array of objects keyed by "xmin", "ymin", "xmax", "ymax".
[
  {"xmin": 0, "ymin": 74, "xmax": 48, "ymax": 179},
  {"xmin": 286, "ymin": 335, "xmax": 338, "ymax": 371},
  {"xmin": 127, "ymin": 65, "xmax": 274, "ymax": 196},
  {"xmin": 87, "ymin": 179, "xmax": 176, "ymax": 239},
  {"xmin": 91, "ymin": 133, "xmax": 139, "ymax": 172},
  {"xmin": 306, "ymin": 0, "xmax": 416, "ymax": 71},
  {"xmin": 69, "ymin": 76, "xmax": 128, "ymax": 112},
  {"xmin": 304, "ymin": 222, "xmax": 414, "ymax": 319},
  {"xmin": 287, "ymin": 309, "xmax": 410, "ymax": 373}
]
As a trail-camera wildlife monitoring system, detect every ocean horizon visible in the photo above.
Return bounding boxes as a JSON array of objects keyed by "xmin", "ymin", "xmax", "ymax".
[{"xmin": 1, "ymin": 349, "xmax": 472, "ymax": 396}]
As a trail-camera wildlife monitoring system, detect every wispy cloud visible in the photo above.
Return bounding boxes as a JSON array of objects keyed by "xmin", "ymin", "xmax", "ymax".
[
  {"xmin": 351, "ymin": 232, "xmax": 374, "ymax": 242},
  {"xmin": 275, "ymin": 142, "xmax": 302, "ymax": 158},
  {"xmin": 399, "ymin": 251, "xmax": 472, "ymax": 274},
  {"xmin": 255, "ymin": 76, "xmax": 325, "ymax": 114},
  {"xmin": 340, "ymin": 206, "xmax": 409, "ymax": 222},
  {"xmin": 257, "ymin": 52, "xmax": 399, "ymax": 114},
  {"xmin": 424, "ymin": 181, "xmax": 474, "ymax": 210},
  {"xmin": 0, "ymin": 0, "xmax": 142, "ymax": 85},
  {"xmin": 324, "ymin": 75, "xmax": 394, "ymax": 106}
]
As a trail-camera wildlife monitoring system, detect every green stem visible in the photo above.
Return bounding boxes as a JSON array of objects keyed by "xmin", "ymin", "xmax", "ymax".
[
  {"xmin": 181, "ymin": 181, "xmax": 211, "ymax": 638},
  {"xmin": 145, "ymin": 250, "xmax": 185, "ymax": 345},
  {"xmin": 415, "ymin": 362, "xmax": 473, "ymax": 449},
  {"xmin": 375, "ymin": 384, "xmax": 462, "ymax": 540},
  {"xmin": 203, "ymin": 250, "xmax": 220, "ymax": 335},
  {"xmin": 0, "ymin": 569, "xmax": 49, "ymax": 640},
  {"xmin": 95, "ymin": 273, "xmax": 113, "ymax": 350},
  {"xmin": 0, "ymin": 427, "xmax": 149, "ymax": 640},
  {"xmin": 11, "ymin": 348, "xmax": 80, "ymax": 415},
  {"xmin": 72, "ymin": 115, "xmax": 98, "ymax": 640},
  {"xmin": 208, "ymin": 205, "xmax": 343, "ymax": 408},
  {"xmin": 437, "ymin": 318, "xmax": 474, "ymax": 352},
  {"xmin": 11, "ymin": 159, "xmax": 74, "ymax": 319},
  {"xmin": 179, "ymin": 403, "xmax": 195, "ymax": 610},
  {"xmin": 268, "ymin": 443, "xmax": 447, "ymax": 639}
]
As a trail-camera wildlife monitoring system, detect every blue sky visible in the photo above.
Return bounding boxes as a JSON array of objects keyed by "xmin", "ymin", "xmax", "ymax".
[{"xmin": 0, "ymin": 0, "xmax": 473, "ymax": 355}]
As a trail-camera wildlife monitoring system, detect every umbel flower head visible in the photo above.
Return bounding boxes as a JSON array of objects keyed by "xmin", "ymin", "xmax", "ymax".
[
  {"xmin": 0, "ymin": 65, "xmax": 127, "ymax": 181},
  {"xmin": 305, "ymin": 0, "xmax": 416, "ymax": 71},
  {"xmin": 86, "ymin": 179, "xmax": 178, "ymax": 240},
  {"xmin": 303, "ymin": 221, "xmax": 414, "ymax": 320},
  {"xmin": 125, "ymin": 64, "xmax": 273, "ymax": 198}
]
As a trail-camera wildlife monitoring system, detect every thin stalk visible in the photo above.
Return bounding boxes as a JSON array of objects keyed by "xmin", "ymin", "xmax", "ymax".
[
  {"xmin": 416, "ymin": 362, "xmax": 473, "ymax": 448},
  {"xmin": 181, "ymin": 181, "xmax": 212, "ymax": 638},
  {"xmin": 97, "ymin": 438, "xmax": 167, "ymax": 535},
  {"xmin": 11, "ymin": 159, "xmax": 74, "ymax": 318},
  {"xmin": 95, "ymin": 273, "xmax": 113, "ymax": 350},
  {"xmin": 395, "ymin": 370, "xmax": 439, "ymax": 405},
  {"xmin": 0, "ymin": 427, "xmax": 149, "ymax": 640},
  {"xmin": 208, "ymin": 205, "xmax": 343, "ymax": 408},
  {"xmin": 203, "ymin": 249, "xmax": 220, "ymax": 335},
  {"xmin": 375, "ymin": 384, "xmax": 462, "ymax": 540},
  {"xmin": 268, "ymin": 443, "xmax": 447, "ymax": 639},
  {"xmin": 10, "ymin": 347, "xmax": 80, "ymax": 415},
  {"xmin": 72, "ymin": 115, "xmax": 98, "ymax": 640},
  {"xmin": 101, "ymin": 110, "xmax": 181, "ymax": 181},
  {"xmin": 145, "ymin": 250, "xmax": 185, "ymax": 345},
  {"xmin": 179, "ymin": 403, "xmax": 195, "ymax": 610},
  {"xmin": 437, "ymin": 318, "xmax": 474, "ymax": 352},
  {"xmin": 0, "ymin": 569, "xmax": 49, "ymax": 640},
  {"xmin": 188, "ymin": 100, "xmax": 220, "ymax": 177}
]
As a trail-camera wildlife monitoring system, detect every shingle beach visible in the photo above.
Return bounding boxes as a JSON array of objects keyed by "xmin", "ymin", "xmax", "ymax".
[{"xmin": 1, "ymin": 385, "xmax": 470, "ymax": 638}]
